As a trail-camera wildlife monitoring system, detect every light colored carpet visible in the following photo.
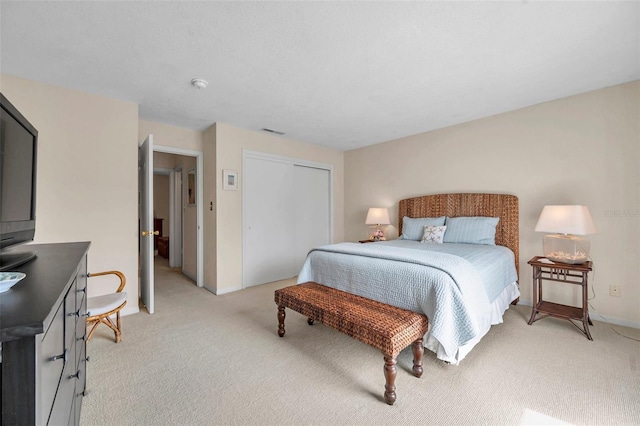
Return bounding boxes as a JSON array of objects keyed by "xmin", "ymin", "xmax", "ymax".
[{"xmin": 81, "ymin": 258, "xmax": 640, "ymax": 426}]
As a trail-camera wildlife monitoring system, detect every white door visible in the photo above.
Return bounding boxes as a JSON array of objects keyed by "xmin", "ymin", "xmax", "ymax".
[
  {"xmin": 139, "ymin": 135, "xmax": 155, "ymax": 314},
  {"xmin": 292, "ymin": 165, "xmax": 330, "ymax": 272},
  {"xmin": 243, "ymin": 157, "xmax": 295, "ymax": 287},
  {"xmin": 243, "ymin": 153, "xmax": 332, "ymax": 288}
]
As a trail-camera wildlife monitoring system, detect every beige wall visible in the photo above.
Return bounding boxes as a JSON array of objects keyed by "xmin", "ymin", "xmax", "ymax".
[
  {"xmin": 6, "ymin": 72, "xmax": 636, "ymax": 326},
  {"xmin": 154, "ymin": 151, "xmax": 176, "ymax": 169},
  {"xmin": 203, "ymin": 125, "xmax": 217, "ymax": 293},
  {"xmin": 207, "ymin": 122, "xmax": 345, "ymax": 294},
  {"xmin": 1, "ymin": 74, "xmax": 140, "ymax": 315},
  {"xmin": 139, "ymin": 119, "xmax": 203, "ymax": 152},
  {"xmin": 345, "ymin": 81, "xmax": 640, "ymax": 326}
]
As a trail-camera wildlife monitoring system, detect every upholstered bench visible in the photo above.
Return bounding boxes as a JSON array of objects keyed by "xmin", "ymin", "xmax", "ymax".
[{"xmin": 274, "ymin": 282, "xmax": 429, "ymax": 405}]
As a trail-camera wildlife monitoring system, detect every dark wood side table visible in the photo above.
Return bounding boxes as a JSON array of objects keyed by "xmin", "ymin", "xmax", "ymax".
[
  {"xmin": 157, "ymin": 236, "xmax": 169, "ymax": 259},
  {"xmin": 153, "ymin": 218, "xmax": 163, "ymax": 249},
  {"xmin": 527, "ymin": 256, "xmax": 594, "ymax": 340}
]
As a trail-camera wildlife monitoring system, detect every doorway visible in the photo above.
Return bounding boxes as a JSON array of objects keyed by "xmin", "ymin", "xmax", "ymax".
[
  {"xmin": 139, "ymin": 138, "xmax": 204, "ymax": 314},
  {"xmin": 152, "ymin": 146, "xmax": 203, "ymax": 287}
]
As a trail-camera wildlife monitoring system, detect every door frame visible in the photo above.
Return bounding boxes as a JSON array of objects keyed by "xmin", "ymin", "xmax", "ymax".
[
  {"xmin": 170, "ymin": 166, "xmax": 183, "ymax": 268},
  {"xmin": 154, "ymin": 145, "xmax": 204, "ymax": 288},
  {"xmin": 241, "ymin": 149, "xmax": 333, "ymax": 289}
]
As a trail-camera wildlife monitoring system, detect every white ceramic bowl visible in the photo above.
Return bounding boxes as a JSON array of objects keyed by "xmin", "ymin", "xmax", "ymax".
[{"xmin": 0, "ymin": 272, "xmax": 26, "ymax": 293}]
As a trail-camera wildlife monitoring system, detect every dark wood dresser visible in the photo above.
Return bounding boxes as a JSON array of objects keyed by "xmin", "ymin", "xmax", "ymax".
[{"xmin": 1, "ymin": 242, "xmax": 90, "ymax": 426}]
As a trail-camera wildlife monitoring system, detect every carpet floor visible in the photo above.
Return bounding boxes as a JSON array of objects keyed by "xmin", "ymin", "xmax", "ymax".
[{"xmin": 80, "ymin": 258, "xmax": 640, "ymax": 425}]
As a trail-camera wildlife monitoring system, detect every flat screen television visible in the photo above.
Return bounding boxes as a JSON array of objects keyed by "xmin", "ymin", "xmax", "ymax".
[{"xmin": 0, "ymin": 93, "xmax": 38, "ymax": 271}]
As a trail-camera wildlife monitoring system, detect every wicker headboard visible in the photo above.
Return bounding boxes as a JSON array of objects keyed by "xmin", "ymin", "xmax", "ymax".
[{"xmin": 398, "ymin": 193, "xmax": 519, "ymax": 277}]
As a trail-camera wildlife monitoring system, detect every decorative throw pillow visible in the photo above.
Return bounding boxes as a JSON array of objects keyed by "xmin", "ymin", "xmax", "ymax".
[
  {"xmin": 399, "ymin": 216, "xmax": 446, "ymax": 240},
  {"xmin": 443, "ymin": 216, "xmax": 499, "ymax": 245},
  {"xmin": 421, "ymin": 225, "xmax": 447, "ymax": 244}
]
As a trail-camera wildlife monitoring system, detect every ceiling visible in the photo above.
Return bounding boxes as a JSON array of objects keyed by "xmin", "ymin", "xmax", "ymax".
[{"xmin": 1, "ymin": 1, "xmax": 638, "ymax": 151}]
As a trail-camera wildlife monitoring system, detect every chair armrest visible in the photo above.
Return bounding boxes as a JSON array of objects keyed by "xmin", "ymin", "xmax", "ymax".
[{"xmin": 88, "ymin": 270, "xmax": 126, "ymax": 293}]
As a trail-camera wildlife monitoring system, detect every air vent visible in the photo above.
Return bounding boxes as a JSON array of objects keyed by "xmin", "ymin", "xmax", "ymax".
[{"xmin": 261, "ymin": 128, "xmax": 285, "ymax": 135}]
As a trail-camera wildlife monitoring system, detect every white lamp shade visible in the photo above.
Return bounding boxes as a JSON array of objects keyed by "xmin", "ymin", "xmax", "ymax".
[
  {"xmin": 534, "ymin": 205, "xmax": 597, "ymax": 235},
  {"xmin": 365, "ymin": 208, "xmax": 390, "ymax": 225}
]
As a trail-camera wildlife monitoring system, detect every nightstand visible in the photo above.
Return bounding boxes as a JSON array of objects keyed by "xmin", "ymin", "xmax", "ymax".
[{"xmin": 527, "ymin": 256, "xmax": 593, "ymax": 340}]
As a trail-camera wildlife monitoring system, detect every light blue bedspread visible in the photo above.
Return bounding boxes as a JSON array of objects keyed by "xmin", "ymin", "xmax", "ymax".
[{"xmin": 297, "ymin": 240, "xmax": 517, "ymax": 361}]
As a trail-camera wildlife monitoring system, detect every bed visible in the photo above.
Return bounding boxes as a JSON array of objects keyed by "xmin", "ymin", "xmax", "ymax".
[{"xmin": 297, "ymin": 193, "xmax": 520, "ymax": 365}]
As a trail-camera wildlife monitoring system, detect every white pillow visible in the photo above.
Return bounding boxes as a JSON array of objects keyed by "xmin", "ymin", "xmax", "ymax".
[{"xmin": 421, "ymin": 225, "xmax": 447, "ymax": 244}]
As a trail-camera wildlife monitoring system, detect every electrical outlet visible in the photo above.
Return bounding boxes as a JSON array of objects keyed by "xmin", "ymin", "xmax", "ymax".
[{"xmin": 609, "ymin": 285, "xmax": 622, "ymax": 297}]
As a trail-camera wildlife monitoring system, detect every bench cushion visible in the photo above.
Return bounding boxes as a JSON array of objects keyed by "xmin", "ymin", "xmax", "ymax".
[{"xmin": 275, "ymin": 282, "xmax": 429, "ymax": 358}]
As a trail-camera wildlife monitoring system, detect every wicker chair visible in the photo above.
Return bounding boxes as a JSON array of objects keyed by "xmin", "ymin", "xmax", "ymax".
[{"xmin": 86, "ymin": 270, "xmax": 127, "ymax": 343}]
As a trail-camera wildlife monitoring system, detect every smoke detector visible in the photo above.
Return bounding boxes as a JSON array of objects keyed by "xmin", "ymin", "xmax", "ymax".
[{"xmin": 191, "ymin": 78, "xmax": 208, "ymax": 89}]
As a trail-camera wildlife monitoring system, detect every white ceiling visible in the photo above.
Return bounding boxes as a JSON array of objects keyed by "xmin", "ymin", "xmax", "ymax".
[{"xmin": 1, "ymin": 1, "xmax": 638, "ymax": 151}]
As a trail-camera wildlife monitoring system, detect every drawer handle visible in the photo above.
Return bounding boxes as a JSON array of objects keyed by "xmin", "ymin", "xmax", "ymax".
[
  {"xmin": 85, "ymin": 355, "xmax": 91, "ymax": 363},
  {"xmin": 77, "ymin": 286, "xmax": 87, "ymax": 294},
  {"xmin": 82, "ymin": 311, "xmax": 90, "ymax": 318},
  {"xmin": 68, "ymin": 309, "xmax": 80, "ymax": 318},
  {"xmin": 77, "ymin": 335, "xmax": 86, "ymax": 342},
  {"xmin": 51, "ymin": 349, "xmax": 69, "ymax": 363},
  {"xmin": 69, "ymin": 369, "xmax": 81, "ymax": 380}
]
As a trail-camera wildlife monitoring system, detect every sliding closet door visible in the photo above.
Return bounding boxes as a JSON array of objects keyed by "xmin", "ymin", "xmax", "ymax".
[
  {"xmin": 292, "ymin": 165, "xmax": 330, "ymax": 273},
  {"xmin": 243, "ymin": 157, "xmax": 295, "ymax": 288}
]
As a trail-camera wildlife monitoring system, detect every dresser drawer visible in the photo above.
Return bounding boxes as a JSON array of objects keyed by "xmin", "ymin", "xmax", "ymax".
[
  {"xmin": 67, "ymin": 343, "xmax": 86, "ymax": 426},
  {"xmin": 75, "ymin": 256, "xmax": 87, "ymax": 310},
  {"xmin": 75, "ymin": 343, "xmax": 87, "ymax": 395},
  {"xmin": 39, "ymin": 302, "xmax": 65, "ymax": 424},
  {"xmin": 48, "ymin": 351, "xmax": 76, "ymax": 426},
  {"xmin": 65, "ymin": 281, "xmax": 77, "ymax": 353},
  {"xmin": 75, "ymin": 292, "xmax": 87, "ymax": 364}
]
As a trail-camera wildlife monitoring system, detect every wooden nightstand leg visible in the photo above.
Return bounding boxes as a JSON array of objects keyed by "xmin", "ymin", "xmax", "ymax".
[
  {"xmin": 528, "ymin": 267, "xmax": 539, "ymax": 325},
  {"xmin": 582, "ymin": 272, "xmax": 593, "ymax": 339},
  {"xmin": 527, "ymin": 303, "xmax": 538, "ymax": 325},
  {"xmin": 583, "ymin": 319, "xmax": 593, "ymax": 340}
]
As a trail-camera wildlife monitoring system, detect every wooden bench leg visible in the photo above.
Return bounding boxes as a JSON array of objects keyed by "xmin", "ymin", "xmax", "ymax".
[
  {"xmin": 412, "ymin": 338, "xmax": 424, "ymax": 378},
  {"xmin": 383, "ymin": 356, "xmax": 397, "ymax": 405},
  {"xmin": 277, "ymin": 306, "xmax": 286, "ymax": 337}
]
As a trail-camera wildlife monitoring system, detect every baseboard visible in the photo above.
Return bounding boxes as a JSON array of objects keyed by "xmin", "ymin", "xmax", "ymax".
[
  {"xmin": 517, "ymin": 298, "xmax": 640, "ymax": 329},
  {"xmin": 121, "ymin": 305, "xmax": 140, "ymax": 317},
  {"xmin": 182, "ymin": 270, "xmax": 197, "ymax": 282},
  {"xmin": 213, "ymin": 285, "xmax": 243, "ymax": 295}
]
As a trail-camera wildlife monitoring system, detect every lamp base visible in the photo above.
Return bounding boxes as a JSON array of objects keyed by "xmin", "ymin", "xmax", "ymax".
[
  {"xmin": 543, "ymin": 234, "xmax": 590, "ymax": 264},
  {"xmin": 369, "ymin": 225, "xmax": 387, "ymax": 242}
]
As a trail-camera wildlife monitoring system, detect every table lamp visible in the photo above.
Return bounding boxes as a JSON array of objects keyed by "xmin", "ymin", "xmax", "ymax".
[
  {"xmin": 365, "ymin": 208, "xmax": 390, "ymax": 241},
  {"xmin": 534, "ymin": 205, "xmax": 596, "ymax": 264}
]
